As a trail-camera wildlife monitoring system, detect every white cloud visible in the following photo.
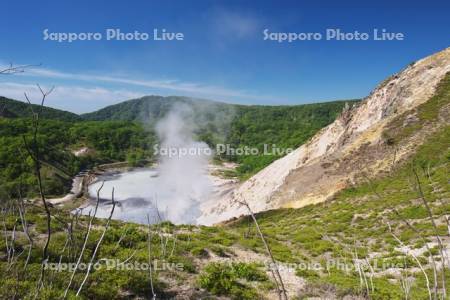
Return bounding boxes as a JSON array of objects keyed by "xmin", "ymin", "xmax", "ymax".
[
  {"xmin": 211, "ymin": 9, "xmax": 261, "ymax": 39},
  {"xmin": 14, "ymin": 66, "xmax": 261, "ymax": 99},
  {"xmin": 0, "ymin": 82, "xmax": 144, "ymax": 113},
  {"xmin": 0, "ymin": 63, "xmax": 280, "ymax": 113}
]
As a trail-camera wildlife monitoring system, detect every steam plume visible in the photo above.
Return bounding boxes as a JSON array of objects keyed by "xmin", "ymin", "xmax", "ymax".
[{"xmin": 154, "ymin": 104, "xmax": 212, "ymax": 224}]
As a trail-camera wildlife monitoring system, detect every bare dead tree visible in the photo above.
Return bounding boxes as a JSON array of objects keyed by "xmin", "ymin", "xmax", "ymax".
[
  {"xmin": 7, "ymin": 219, "xmax": 18, "ymax": 271},
  {"xmin": 1, "ymin": 201, "xmax": 19, "ymax": 272},
  {"xmin": 169, "ymin": 232, "xmax": 177, "ymax": 259},
  {"xmin": 69, "ymin": 208, "xmax": 82, "ymax": 261},
  {"xmin": 1, "ymin": 207, "xmax": 11, "ymax": 264},
  {"xmin": 65, "ymin": 209, "xmax": 77, "ymax": 264},
  {"xmin": 386, "ymin": 206, "xmax": 439, "ymax": 299},
  {"xmin": 0, "ymin": 63, "xmax": 32, "ymax": 114},
  {"xmin": 411, "ymin": 166, "xmax": 447, "ymax": 298},
  {"xmin": 63, "ymin": 182, "xmax": 104, "ymax": 299},
  {"xmin": 56, "ymin": 232, "xmax": 70, "ymax": 271},
  {"xmin": 425, "ymin": 165, "xmax": 450, "ymax": 247},
  {"xmin": 153, "ymin": 197, "xmax": 168, "ymax": 258},
  {"xmin": 50, "ymin": 211, "xmax": 78, "ymax": 288},
  {"xmin": 163, "ymin": 230, "xmax": 170, "ymax": 258},
  {"xmin": 387, "ymin": 222, "xmax": 432, "ymax": 300},
  {"xmin": 22, "ymin": 84, "xmax": 55, "ymax": 291},
  {"xmin": 363, "ymin": 256, "xmax": 375, "ymax": 294},
  {"xmin": 400, "ymin": 256, "xmax": 413, "ymax": 300},
  {"xmin": 76, "ymin": 188, "xmax": 116, "ymax": 296},
  {"xmin": 147, "ymin": 214, "xmax": 156, "ymax": 300},
  {"xmin": 113, "ymin": 226, "xmax": 130, "ymax": 251},
  {"xmin": 16, "ymin": 192, "xmax": 33, "ymax": 273},
  {"xmin": 0, "ymin": 63, "xmax": 38, "ymax": 75},
  {"xmin": 360, "ymin": 170, "xmax": 440, "ymax": 298},
  {"xmin": 321, "ymin": 233, "xmax": 351, "ymax": 276},
  {"xmin": 117, "ymin": 250, "xmax": 138, "ymax": 266},
  {"xmin": 7, "ymin": 249, "xmax": 25, "ymax": 283},
  {"xmin": 321, "ymin": 228, "xmax": 375, "ymax": 295},
  {"xmin": 237, "ymin": 199, "xmax": 288, "ymax": 300},
  {"xmin": 353, "ymin": 243, "xmax": 370, "ymax": 296}
]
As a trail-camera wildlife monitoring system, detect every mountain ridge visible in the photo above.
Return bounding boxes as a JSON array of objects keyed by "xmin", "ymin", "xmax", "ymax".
[
  {"xmin": 1, "ymin": 93, "xmax": 359, "ymax": 121},
  {"xmin": 0, "ymin": 93, "xmax": 357, "ymax": 179},
  {"xmin": 81, "ymin": 94, "xmax": 359, "ymax": 122},
  {"xmin": 0, "ymin": 96, "xmax": 81, "ymax": 121}
]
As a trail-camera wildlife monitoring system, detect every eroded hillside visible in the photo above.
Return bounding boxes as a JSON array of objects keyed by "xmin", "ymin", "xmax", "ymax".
[{"xmin": 199, "ymin": 47, "xmax": 450, "ymax": 225}]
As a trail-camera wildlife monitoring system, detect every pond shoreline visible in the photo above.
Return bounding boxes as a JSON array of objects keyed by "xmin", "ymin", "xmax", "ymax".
[
  {"xmin": 48, "ymin": 160, "xmax": 240, "ymax": 226},
  {"xmin": 48, "ymin": 160, "xmax": 155, "ymax": 206}
]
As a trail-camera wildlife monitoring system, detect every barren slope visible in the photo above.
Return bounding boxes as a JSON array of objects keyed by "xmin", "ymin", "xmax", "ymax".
[{"xmin": 198, "ymin": 47, "xmax": 450, "ymax": 225}]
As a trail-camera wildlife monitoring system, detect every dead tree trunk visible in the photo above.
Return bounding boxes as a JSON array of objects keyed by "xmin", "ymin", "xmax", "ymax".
[
  {"xmin": 387, "ymin": 222, "xmax": 432, "ymax": 300},
  {"xmin": 22, "ymin": 85, "xmax": 54, "ymax": 291},
  {"xmin": 411, "ymin": 167, "xmax": 447, "ymax": 299},
  {"xmin": 63, "ymin": 182, "xmax": 104, "ymax": 299},
  {"xmin": 147, "ymin": 214, "xmax": 156, "ymax": 300},
  {"xmin": 76, "ymin": 188, "xmax": 116, "ymax": 296},
  {"xmin": 16, "ymin": 194, "xmax": 33, "ymax": 274},
  {"xmin": 237, "ymin": 200, "xmax": 288, "ymax": 300}
]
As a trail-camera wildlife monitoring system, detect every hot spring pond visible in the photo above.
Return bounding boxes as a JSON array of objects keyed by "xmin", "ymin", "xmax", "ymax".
[{"xmin": 79, "ymin": 168, "xmax": 208, "ymax": 225}]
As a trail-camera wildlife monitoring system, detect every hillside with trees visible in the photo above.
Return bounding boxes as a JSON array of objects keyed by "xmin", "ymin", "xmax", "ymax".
[
  {"xmin": 0, "ymin": 95, "xmax": 355, "ymax": 197},
  {"xmin": 82, "ymin": 95, "xmax": 358, "ymax": 177},
  {"xmin": 0, "ymin": 96, "xmax": 81, "ymax": 121}
]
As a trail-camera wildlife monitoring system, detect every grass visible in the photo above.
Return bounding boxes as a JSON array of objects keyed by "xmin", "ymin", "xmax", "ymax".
[
  {"xmin": 198, "ymin": 262, "xmax": 270, "ymax": 300},
  {"xmin": 0, "ymin": 75, "xmax": 449, "ymax": 299}
]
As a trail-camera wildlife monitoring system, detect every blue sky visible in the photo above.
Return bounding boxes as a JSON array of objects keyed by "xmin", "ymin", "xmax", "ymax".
[{"xmin": 0, "ymin": 0, "xmax": 449, "ymax": 113}]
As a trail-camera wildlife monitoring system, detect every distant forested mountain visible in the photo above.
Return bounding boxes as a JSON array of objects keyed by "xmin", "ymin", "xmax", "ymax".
[
  {"xmin": 0, "ymin": 94, "xmax": 359, "ymax": 193},
  {"xmin": 0, "ymin": 96, "xmax": 81, "ymax": 121},
  {"xmin": 81, "ymin": 95, "xmax": 234, "ymax": 123},
  {"xmin": 82, "ymin": 95, "xmax": 359, "ymax": 177},
  {"xmin": 0, "ymin": 107, "xmax": 17, "ymax": 118}
]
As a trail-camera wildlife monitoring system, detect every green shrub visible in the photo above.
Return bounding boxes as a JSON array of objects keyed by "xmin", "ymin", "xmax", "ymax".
[
  {"xmin": 231, "ymin": 262, "xmax": 268, "ymax": 281},
  {"xmin": 190, "ymin": 246, "xmax": 209, "ymax": 258},
  {"xmin": 198, "ymin": 262, "xmax": 269, "ymax": 300},
  {"xmin": 296, "ymin": 268, "xmax": 320, "ymax": 280},
  {"xmin": 399, "ymin": 205, "xmax": 428, "ymax": 219}
]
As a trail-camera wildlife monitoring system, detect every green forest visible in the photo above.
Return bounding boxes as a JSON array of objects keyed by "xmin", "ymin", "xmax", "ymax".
[
  {"xmin": 0, "ymin": 117, "xmax": 152, "ymax": 198},
  {"xmin": 0, "ymin": 96, "xmax": 354, "ymax": 197}
]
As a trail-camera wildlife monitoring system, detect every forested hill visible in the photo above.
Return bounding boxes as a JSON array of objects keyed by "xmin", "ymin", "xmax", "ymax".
[
  {"xmin": 81, "ymin": 95, "xmax": 234, "ymax": 123},
  {"xmin": 80, "ymin": 95, "xmax": 359, "ymax": 177},
  {"xmin": 0, "ymin": 96, "xmax": 81, "ymax": 121},
  {"xmin": 0, "ymin": 94, "xmax": 359, "ymax": 179},
  {"xmin": 1, "ymin": 94, "xmax": 358, "ymax": 129},
  {"xmin": 81, "ymin": 95, "xmax": 359, "ymax": 125}
]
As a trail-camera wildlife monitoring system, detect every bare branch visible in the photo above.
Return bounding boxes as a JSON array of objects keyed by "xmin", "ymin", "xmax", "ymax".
[
  {"xmin": 147, "ymin": 213, "xmax": 156, "ymax": 300},
  {"xmin": 360, "ymin": 169, "xmax": 440, "ymax": 298},
  {"xmin": 411, "ymin": 166, "xmax": 447, "ymax": 298},
  {"xmin": 16, "ymin": 192, "xmax": 33, "ymax": 274},
  {"xmin": 387, "ymin": 222, "xmax": 432, "ymax": 300},
  {"xmin": 76, "ymin": 188, "xmax": 116, "ymax": 296},
  {"xmin": 63, "ymin": 182, "xmax": 104, "ymax": 299},
  {"xmin": 236, "ymin": 199, "xmax": 288, "ymax": 300},
  {"xmin": 0, "ymin": 63, "xmax": 39, "ymax": 75},
  {"xmin": 22, "ymin": 89, "xmax": 53, "ymax": 293}
]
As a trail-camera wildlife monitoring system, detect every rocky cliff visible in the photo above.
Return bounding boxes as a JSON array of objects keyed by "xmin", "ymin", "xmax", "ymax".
[{"xmin": 198, "ymin": 47, "xmax": 450, "ymax": 225}]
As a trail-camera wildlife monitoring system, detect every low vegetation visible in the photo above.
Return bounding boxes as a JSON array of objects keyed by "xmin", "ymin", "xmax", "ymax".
[{"xmin": 0, "ymin": 75, "xmax": 448, "ymax": 299}]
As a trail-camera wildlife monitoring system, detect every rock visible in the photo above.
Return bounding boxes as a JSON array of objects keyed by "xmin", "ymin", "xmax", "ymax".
[{"xmin": 198, "ymin": 47, "xmax": 450, "ymax": 225}]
